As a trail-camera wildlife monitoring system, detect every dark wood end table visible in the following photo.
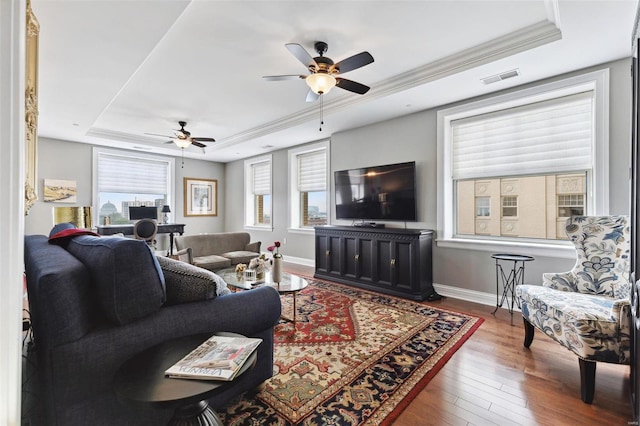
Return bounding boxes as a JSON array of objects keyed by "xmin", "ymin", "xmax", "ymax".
[{"xmin": 114, "ymin": 332, "xmax": 257, "ymax": 426}]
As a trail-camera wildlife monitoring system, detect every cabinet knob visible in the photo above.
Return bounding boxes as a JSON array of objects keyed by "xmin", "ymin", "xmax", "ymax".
[
  {"xmin": 355, "ymin": 254, "xmax": 359, "ymax": 261},
  {"xmin": 391, "ymin": 258, "xmax": 396, "ymax": 267},
  {"xmin": 326, "ymin": 250, "xmax": 330, "ymax": 256}
]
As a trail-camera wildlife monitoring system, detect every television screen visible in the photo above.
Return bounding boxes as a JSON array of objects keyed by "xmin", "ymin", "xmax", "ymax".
[
  {"xmin": 129, "ymin": 206, "xmax": 158, "ymax": 221},
  {"xmin": 334, "ymin": 161, "xmax": 417, "ymax": 221}
]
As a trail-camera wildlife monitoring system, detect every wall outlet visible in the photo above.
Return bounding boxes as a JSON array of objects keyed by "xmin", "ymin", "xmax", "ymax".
[{"xmin": 283, "ymin": 238, "xmax": 287, "ymax": 244}]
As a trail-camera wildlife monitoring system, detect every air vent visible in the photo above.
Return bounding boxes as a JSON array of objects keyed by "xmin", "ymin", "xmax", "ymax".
[{"xmin": 481, "ymin": 69, "xmax": 520, "ymax": 85}]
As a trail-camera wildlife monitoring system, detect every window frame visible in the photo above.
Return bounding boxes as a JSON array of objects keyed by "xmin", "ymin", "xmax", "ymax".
[
  {"xmin": 244, "ymin": 154, "xmax": 273, "ymax": 230},
  {"xmin": 437, "ymin": 69, "xmax": 609, "ymax": 258},
  {"xmin": 288, "ymin": 140, "xmax": 330, "ymax": 233},
  {"xmin": 92, "ymin": 147, "xmax": 175, "ymax": 227}
]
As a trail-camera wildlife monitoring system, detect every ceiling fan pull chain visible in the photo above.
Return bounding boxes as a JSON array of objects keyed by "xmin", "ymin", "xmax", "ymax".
[
  {"xmin": 319, "ymin": 95, "xmax": 324, "ymax": 132},
  {"xmin": 181, "ymin": 148, "xmax": 184, "ymax": 168}
]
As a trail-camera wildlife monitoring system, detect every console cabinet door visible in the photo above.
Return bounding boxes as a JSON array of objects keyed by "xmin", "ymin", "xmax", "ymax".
[
  {"xmin": 393, "ymin": 239, "xmax": 415, "ymax": 292},
  {"xmin": 356, "ymin": 236, "xmax": 374, "ymax": 283},
  {"xmin": 316, "ymin": 233, "xmax": 341, "ymax": 275}
]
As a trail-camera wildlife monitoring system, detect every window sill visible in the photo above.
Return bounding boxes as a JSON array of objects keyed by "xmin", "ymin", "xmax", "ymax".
[
  {"xmin": 436, "ymin": 237, "xmax": 575, "ymax": 259},
  {"xmin": 287, "ymin": 227, "xmax": 316, "ymax": 235},
  {"xmin": 244, "ymin": 225, "xmax": 273, "ymax": 231}
]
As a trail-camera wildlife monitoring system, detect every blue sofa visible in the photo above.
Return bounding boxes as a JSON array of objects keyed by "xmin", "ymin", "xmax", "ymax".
[{"xmin": 24, "ymin": 230, "xmax": 281, "ymax": 426}]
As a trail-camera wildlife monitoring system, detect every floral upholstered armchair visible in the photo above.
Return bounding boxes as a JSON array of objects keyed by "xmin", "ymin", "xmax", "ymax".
[{"xmin": 516, "ymin": 215, "xmax": 631, "ymax": 404}]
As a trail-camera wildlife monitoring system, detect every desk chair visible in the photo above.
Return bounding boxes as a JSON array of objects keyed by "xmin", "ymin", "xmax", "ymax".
[{"xmin": 133, "ymin": 218, "xmax": 158, "ymax": 249}]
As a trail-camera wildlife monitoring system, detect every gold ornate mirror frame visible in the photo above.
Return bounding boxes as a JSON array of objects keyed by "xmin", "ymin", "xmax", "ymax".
[{"xmin": 25, "ymin": 0, "xmax": 39, "ymax": 215}]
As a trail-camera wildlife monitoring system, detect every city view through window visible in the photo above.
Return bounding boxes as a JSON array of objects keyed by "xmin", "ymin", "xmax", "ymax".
[{"xmin": 98, "ymin": 192, "xmax": 166, "ymax": 224}]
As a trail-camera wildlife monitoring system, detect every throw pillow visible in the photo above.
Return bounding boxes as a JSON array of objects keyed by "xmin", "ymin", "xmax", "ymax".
[{"xmin": 157, "ymin": 255, "xmax": 230, "ymax": 305}]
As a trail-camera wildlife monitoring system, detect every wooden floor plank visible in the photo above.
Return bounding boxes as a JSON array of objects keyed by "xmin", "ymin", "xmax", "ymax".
[{"xmin": 286, "ymin": 264, "xmax": 634, "ymax": 426}]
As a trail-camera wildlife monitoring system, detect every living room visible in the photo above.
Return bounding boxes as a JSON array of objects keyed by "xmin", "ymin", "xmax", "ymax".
[{"xmin": 2, "ymin": 1, "xmax": 640, "ymax": 425}]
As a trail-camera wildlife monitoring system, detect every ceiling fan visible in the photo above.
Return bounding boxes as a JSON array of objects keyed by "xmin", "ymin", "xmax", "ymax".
[
  {"xmin": 263, "ymin": 41, "xmax": 374, "ymax": 102},
  {"xmin": 144, "ymin": 121, "xmax": 215, "ymax": 149}
]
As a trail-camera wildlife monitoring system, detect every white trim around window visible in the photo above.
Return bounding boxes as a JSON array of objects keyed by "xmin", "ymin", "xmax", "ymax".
[
  {"xmin": 436, "ymin": 69, "xmax": 609, "ymax": 258},
  {"xmin": 244, "ymin": 154, "xmax": 273, "ymax": 230},
  {"xmin": 288, "ymin": 140, "xmax": 330, "ymax": 233}
]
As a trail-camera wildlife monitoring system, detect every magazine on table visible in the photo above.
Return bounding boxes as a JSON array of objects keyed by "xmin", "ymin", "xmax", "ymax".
[{"xmin": 165, "ymin": 335, "xmax": 262, "ymax": 381}]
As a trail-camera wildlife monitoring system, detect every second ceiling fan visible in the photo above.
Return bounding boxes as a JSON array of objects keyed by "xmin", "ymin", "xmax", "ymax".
[
  {"xmin": 145, "ymin": 121, "xmax": 215, "ymax": 149},
  {"xmin": 263, "ymin": 41, "xmax": 374, "ymax": 102}
]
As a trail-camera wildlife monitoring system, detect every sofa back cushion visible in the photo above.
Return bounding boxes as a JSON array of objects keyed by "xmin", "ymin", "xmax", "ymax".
[
  {"xmin": 175, "ymin": 232, "xmax": 251, "ymax": 257},
  {"xmin": 66, "ymin": 235, "xmax": 166, "ymax": 325}
]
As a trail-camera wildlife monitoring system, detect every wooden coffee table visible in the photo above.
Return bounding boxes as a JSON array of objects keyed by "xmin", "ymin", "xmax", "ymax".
[
  {"xmin": 114, "ymin": 332, "xmax": 257, "ymax": 426},
  {"xmin": 218, "ymin": 268, "xmax": 308, "ymax": 322}
]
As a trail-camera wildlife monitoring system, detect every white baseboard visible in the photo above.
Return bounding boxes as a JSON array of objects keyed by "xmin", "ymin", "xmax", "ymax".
[
  {"xmin": 433, "ymin": 282, "xmax": 522, "ymax": 312},
  {"xmin": 283, "ymin": 255, "xmax": 315, "ymax": 268}
]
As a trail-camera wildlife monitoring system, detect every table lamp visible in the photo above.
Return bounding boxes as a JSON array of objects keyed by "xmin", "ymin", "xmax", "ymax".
[{"xmin": 161, "ymin": 205, "xmax": 171, "ymax": 224}]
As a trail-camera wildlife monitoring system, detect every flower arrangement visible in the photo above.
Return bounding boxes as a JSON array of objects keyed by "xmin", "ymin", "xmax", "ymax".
[
  {"xmin": 267, "ymin": 241, "xmax": 282, "ymax": 258},
  {"xmin": 248, "ymin": 254, "xmax": 270, "ymax": 273},
  {"xmin": 235, "ymin": 263, "xmax": 247, "ymax": 274}
]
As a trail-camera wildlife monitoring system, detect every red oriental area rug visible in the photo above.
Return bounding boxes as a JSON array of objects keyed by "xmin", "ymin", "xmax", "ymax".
[{"xmin": 219, "ymin": 278, "xmax": 483, "ymax": 426}]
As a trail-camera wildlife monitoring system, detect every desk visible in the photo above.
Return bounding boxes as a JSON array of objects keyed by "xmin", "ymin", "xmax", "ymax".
[
  {"xmin": 491, "ymin": 253, "xmax": 534, "ymax": 325},
  {"xmin": 96, "ymin": 223, "xmax": 185, "ymax": 255}
]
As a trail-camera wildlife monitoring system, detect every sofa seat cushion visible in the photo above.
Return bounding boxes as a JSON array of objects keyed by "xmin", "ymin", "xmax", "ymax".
[
  {"xmin": 157, "ymin": 256, "xmax": 230, "ymax": 304},
  {"xmin": 222, "ymin": 251, "xmax": 260, "ymax": 265},
  {"xmin": 193, "ymin": 254, "xmax": 232, "ymax": 271},
  {"xmin": 65, "ymin": 235, "xmax": 166, "ymax": 325},
  {"xmin": 517, "ymin": 284, "xmax": 630, "ymax": 362}
]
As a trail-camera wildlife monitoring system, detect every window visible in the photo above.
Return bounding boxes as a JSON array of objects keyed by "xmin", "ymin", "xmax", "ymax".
[
  {"xmin": 289, "ymin": 141, "xmax": 329, "ymax": 230},
  {"xmin": 244, "ymin": 155, "xmax": 272, "ymax": 228},
  {"xmin": 558, "ymin": 194, "xmax": 585, "ymax": 217},
  {"xmin": 476, "ymin": 197, "xmax": 490, "ymax": 217},
  {"xmin": 438, "ymin": 70, "xmax": 608, "ymax": 253},
  {"xmin": 93, "ymin": 148, "xmax": 174, "ymax": 226},
  {"xmin": 501, "ymin": 196, "xmax": 518, "ymax": 217}
]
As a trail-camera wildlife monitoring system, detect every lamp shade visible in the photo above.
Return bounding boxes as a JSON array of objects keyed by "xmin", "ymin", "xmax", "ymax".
[
  {"xmin": 306, "ymin": 73, "xmax": 336, "ymax": 95},
  {"xmin": 53, "ymin": 206, "xmax": 92, "ymax": 229},
  {"xmin": 161, "ymin": 205, "xmax": 171, "ymax": 213},
  {"xmin": 174, "ymin": 138, "xmax": 191, "ymax": 148}
]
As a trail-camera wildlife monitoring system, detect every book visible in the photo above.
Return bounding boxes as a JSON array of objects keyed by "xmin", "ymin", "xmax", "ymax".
[{"xmin": 165, "ymin": 335, "xmax": 262, "ymax": 381}]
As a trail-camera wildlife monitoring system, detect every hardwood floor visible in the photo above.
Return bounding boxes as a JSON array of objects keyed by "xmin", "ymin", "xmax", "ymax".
[{"xmin": 285, "ymin": 263, "xmax": 634, "ymax": 426}]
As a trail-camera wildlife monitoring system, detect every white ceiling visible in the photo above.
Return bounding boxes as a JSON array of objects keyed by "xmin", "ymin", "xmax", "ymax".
[{"xmin": 33, "ymin": 0, "xmax": 638, "ymax": 163}]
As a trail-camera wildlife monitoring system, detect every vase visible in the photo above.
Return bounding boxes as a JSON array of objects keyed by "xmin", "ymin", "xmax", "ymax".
[{"xmin": 272, "ymin": 254, "xmax": 283, "ymax": 283}]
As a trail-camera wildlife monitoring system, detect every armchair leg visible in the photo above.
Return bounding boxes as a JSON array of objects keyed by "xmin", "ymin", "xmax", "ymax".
[
  {"xmin": 523, "ymin": 318, "xmax": 534, "ymax": 348},
  {"xmin": 579, "ymin": 358, "xmax": 596, "ymax": 404}
]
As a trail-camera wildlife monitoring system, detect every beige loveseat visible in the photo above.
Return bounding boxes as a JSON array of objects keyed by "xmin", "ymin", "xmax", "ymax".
[{"xmin": 174, "ymin": 232, "xmax": 261, "ymax": 271}]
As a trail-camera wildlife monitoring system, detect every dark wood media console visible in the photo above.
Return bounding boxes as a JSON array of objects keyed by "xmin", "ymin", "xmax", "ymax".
[{"xmin": 314, "ymin": 226, "xmax": 438, "ymax": 301}]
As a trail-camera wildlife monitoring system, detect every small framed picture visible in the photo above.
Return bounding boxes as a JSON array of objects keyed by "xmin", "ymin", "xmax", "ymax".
[
  {"xmin": 44, "ymin": 179, "xmax": 77, "ymax": 203},
  {"xmin": 184, "ymin": 177, "xmax": 217, "ymax": 217}
]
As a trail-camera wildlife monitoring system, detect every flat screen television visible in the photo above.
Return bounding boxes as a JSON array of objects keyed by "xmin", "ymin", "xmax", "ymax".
[
  {"xmin": 129, "ymin": 206, "xmax": 158, "ymax": 221},
  {"xmin": 334, "ymin": 161, "xmax": 417, "ymax": 221}
]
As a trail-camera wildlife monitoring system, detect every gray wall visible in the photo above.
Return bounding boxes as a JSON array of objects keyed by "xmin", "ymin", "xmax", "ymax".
[
  {"xmin": 226, "ymin": 57, "xmax": 632, "ymax": 296},
  {"xmin": 25, "ymin": 137, "xmax": 226, "ymax": 252}
]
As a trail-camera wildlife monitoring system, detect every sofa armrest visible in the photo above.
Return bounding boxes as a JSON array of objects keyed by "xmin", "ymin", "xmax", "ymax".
[
  {"xmin": 49, "ymin": 286, "xmax": 282, "ymax": 404},
  {"xmin": 173, "ymin": 247, "xmax": 194, "ymax": 264},
  {"xmin": 245, "ymin": 241, "xmax": 261, "ymax": 253}
]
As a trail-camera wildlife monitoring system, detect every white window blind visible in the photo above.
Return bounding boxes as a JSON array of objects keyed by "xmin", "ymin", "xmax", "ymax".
[
  {"xmin": 452, "ymin": 91, "xmax": 593, "ymax": 180},
  {"xmin": 252, "ymin": 161, "xmax": 271, "ymax": 195},
  {"xmin": 297, "ymin": 150, "xmax": 326, "ymax": 192},
  {"xmin": 97, "ymin": 153, "xmax": 168, "ymax": 194}
]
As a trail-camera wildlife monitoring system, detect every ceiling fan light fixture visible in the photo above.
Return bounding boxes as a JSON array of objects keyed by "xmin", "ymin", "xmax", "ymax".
[
  {"xmin": 174, "ymin": 138, "xmax": 191, "ymax": 149},
  {"xmin": 306, "ymin": 73, "xmax": 336, "ymax": 95}
]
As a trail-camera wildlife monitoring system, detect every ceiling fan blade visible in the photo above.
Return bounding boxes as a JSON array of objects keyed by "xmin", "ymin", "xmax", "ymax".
[
  {"xmin": 144, "ymin": 132, "xmax": 173, "ymax": 138},
  {"xmin": 191, "ymin": 141, "xmax": 207, "ymax": 148},
  {"xmin": 286, "ymin": 43, "xmax": 317, "ymax": 69},
  {"xmin": 332, "ymin": 51, "xmax": 374, "ymax": 74},
  {"xmin": 163, "ymin": 140, "xmax": 174, "ymax": 144},
  {"xmin": 306, "ymin": 89, "xmax": 319, "ymax": 103},
  {"xmin": 336, "ymin": 78, "xmax": 370, "ymax": 95},
  {"xmin": 191, "ymin": 137, "xmax": 215, "ymax": 142},
  {"xmin": 262, "ymin": 75, "xmax": 306, "ymax": 81}
]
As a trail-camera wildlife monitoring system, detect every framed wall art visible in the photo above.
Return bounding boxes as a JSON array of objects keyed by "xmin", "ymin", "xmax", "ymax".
[
  {"xmin": 184, "ymin": 177, "xmax": 217, "ymax": 217},
  {"xmin": 44, "ymin": 179, "xmax": 77, "ymax": 203}
]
